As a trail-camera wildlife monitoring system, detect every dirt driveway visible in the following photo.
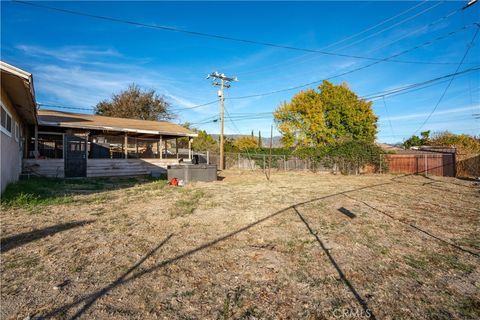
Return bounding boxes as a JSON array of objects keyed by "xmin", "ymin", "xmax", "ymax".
[{"xmin": 1, "ymin": 171, "xmax": 479, "ymax": 319}]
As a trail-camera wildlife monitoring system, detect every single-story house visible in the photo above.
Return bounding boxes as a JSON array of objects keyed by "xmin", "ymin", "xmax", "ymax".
[
  {"xmin": 0, "ymin": 61, "xmax": 37, "ymax": 193},
  {"xmin": 1, "ymin": 61, "xmax": 198, "ymax": 190},
  {"xmin": 24, "ymin": 109, "xmax": 198, "ymax": 178}
]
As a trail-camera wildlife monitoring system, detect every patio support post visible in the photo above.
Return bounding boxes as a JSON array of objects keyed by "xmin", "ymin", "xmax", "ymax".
[
  {"xmin": 34, "ymin": 124, "xmax": 38, "ymax": 158},
  {"xmin": 165, "ymin": 139, "xmax": 168, "ymax": 159},
  {"xmin": 135, "ymin": 137, "xmax": 138, "ymax": 156},
  {"xmin": 188, "ymin": 137, "xmax": 192, "ymax": 160},
  {"xmin": 158, "ymin": 135, "xmax": 162, "ymax": 159},
  {"xmin": 124, "ymin": 133, "xmax": 128, "ymax": 159},
  {"xmin": 176, "ymin": 138, "xmax": 179, "ymax": 159}
]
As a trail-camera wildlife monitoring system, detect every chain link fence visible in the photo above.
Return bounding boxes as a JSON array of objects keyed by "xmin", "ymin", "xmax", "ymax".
[{"xmin": 191, "ymin": 151, "xmax": 382, "ymax": 174}]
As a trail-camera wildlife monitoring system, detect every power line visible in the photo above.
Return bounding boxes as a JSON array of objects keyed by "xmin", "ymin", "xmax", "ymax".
[
  {"xmin": 321, "ymin": 0, "xmax": 429, "ymax": 51},
  {"xmin": 37, "ymin": 103, "xmax": 94, "ymax": 111},
  {"xmin": 224, "ymin": 104, "xmax": 244, "ymax": 135},
  {"xmin": 170, "ymin": 99, "xmax": 219, "ymax": 111},
  {"xmin": 13, "ymin": 0, "xmax": 465, "ymax": 66},
  {"xmin": 413, "ymin": 25, "xmax": 480, "ymax": 134},
  {"xmin": 40, "ymin": 66, "xmax": 479, "ymax": 120},
  {"xmin": 367, "ymin": 6, "xmax": 462, "ymax": 54},
  {"xmin": 235, "ymin": 2, "xmax": 462, "ymax": 77},
  {"xmin": 363, "ymin": 66, "xmax": 480, "ymax": 100},
  {"xmin": 39, "ymin": 99, "xmax": 220, "ymax": 113},
  {"xmin": 333, "ymin": 1, "xmax": 446, "ymax": 52},
  {"xmin": 382, "ymin": 97, "xmax": 395, "ymax": 138},
  {"xmin": 228, "ymin": 24, "xmax": 479, "ymax": 101}
]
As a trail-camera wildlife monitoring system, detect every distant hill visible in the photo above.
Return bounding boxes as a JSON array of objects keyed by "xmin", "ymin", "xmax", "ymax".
[
  {"xmin": 211, "ymin": 134, "xmax": 283, "ymax": 148},
  {"xmin": 377, "ymin": 143, "xmax": 404, "ymax": 152}
]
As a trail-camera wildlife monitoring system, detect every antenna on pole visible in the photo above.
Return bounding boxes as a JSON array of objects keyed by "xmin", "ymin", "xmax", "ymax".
[{"xmin": 207, "ymin": 71, "xmax": 238, "ymax": 170}]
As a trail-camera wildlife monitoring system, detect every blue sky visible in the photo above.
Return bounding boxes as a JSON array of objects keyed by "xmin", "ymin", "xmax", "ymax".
[{"xmin": 1, "ymin": 1, "xmax": 479, "ymax": 143}]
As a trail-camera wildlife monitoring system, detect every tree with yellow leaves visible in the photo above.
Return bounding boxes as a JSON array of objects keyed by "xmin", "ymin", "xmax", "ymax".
[
  {"xmin": 233, "ymin": 136, "xmax": 258, "ymax": 151},
  {"xmin": 274, "ymin": 81, "xmax": 377, "ymax": 148}
]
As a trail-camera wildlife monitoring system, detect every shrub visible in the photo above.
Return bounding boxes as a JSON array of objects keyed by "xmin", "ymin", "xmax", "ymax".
[
  {"xmin": 293, "ymin": 140, "xmax": 385, "ymax": 174},
  {"xmin": 329, "ymin": 140, "xmax": 385, "ymax": 174}
]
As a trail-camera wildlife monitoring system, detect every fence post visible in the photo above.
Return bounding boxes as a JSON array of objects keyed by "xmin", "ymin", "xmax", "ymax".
[
  {"xmin": 206, "ymin": 151, "xmax": 209, "ymax": 165},
  {"xmin": 263, "ymin": 154, "xmax": 266, "ymax": 173},
  {"xmin": 379, "ymin": 154, "xmax": 382, "ymax": 174},
  {"xmin": 424, "ymin": 154, "xmax": 428, "ymax": 176}
]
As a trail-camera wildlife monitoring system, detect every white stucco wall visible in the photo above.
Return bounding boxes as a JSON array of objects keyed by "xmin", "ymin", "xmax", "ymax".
[{"xmin": 1, "ymin": 86, "xmax": 23, "ymax": 194}]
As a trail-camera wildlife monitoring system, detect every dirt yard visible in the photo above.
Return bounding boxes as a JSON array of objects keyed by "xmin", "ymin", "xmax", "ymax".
[{"xmin": 1, "ymin": 171, "xmax": 479, "ymax": 319}]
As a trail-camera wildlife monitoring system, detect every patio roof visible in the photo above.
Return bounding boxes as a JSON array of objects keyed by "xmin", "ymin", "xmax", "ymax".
[{"xmin": 38, "ymin": 109, "xmax": 197, "ymax": 137}]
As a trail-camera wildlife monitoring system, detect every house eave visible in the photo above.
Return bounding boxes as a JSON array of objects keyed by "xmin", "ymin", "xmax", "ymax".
[{"xmin": 38, "ymin": 121, "xmax": 198, "ymax": 137}]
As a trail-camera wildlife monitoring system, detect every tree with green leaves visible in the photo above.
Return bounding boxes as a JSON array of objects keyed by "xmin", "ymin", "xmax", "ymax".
[
  {"xmin": 273, "ymin": 80, "xmax": 377, "ymax": 148},
  {"xmin": 95, "ymin": 84, "xmax": 173, "ymax": 120},
  {"xmin": 403, "ymin": 130, "xmax": 430, "ymax": 149},
  {"xmin": 258, "ymin": 130, "xmax": 262, "ymax": 148},
  {"xmin": 191, "ymin": 130, "xmax": 218, "ymax": 152}
]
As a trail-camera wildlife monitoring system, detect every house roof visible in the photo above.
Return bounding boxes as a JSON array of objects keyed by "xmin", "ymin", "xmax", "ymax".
[
  {"xmin": 38, "ymin": 109, "xmax": 197, "ymax": 137},
  {"xmin": 0, "ymin": 61, "xmax": 37, "ymax": 124},
  {"xmin": 377, "ymin": 143, "xmax": 403, "ymax": 152}
]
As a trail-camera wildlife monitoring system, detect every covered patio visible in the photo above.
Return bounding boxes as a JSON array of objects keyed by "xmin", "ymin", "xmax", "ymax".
[{"xmin": 23, "ymin": 109, "xmax": 197, "ymax": 178}]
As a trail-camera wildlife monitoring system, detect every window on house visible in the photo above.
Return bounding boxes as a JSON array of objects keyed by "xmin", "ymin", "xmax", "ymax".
[
  {"xmin": 15, "ymin": 122, "xmax": 19, "ymax": 142},
  {"xmin": 1, "ymin": 104, "xmax": 13, "ymax": 136}
]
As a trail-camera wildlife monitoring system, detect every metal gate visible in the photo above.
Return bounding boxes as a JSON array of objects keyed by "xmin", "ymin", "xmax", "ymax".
[{"xmin": 64, "ymin": 134, "xmax": 87, "ymax": 177}]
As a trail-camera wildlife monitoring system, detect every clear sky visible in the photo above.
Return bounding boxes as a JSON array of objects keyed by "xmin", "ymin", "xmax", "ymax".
[{"xmin": 1, "ymin": 1, "xmax": 479, "ymax": 143}]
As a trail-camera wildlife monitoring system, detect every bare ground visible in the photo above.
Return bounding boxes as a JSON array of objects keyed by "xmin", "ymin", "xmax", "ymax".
[{"xmin": 1, "ymin": 171, "xmax": 479, "ymax": 319}]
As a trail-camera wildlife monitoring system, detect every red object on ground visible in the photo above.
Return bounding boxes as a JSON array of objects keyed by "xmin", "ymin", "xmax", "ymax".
[{"xmin": 169, "ymin": 178, "xmax": 178, "ymax": 186}]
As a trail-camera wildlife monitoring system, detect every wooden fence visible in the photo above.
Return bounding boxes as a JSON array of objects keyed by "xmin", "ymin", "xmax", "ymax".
[
  {"xmin": 456, "ymin": 153, "xmax": 480, "ymax": 177},
  {"xmin": 383, "ymin": 153, "xmax": 455, "ymax": 177},
  {"xmin": 202, "ymin": 151, "xmax": 459, "ymax": 177}
]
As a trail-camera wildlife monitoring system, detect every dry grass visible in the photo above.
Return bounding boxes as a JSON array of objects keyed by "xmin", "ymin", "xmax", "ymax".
[{"xmin": 1, "ymin": 171, "xmax": 479, "ymax": 319}]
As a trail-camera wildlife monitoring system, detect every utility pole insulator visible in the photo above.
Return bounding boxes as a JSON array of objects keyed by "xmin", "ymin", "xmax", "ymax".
[
  {"xmin": 463, "ymin": 0, "xmax": 477, "ymax": 10},
  {"xmin": 207, "ymin": 71, "xmax": 238, "ymax": 170}
]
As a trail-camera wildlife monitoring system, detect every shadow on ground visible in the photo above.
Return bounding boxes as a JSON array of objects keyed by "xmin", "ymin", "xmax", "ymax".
[
  {"xmin": 31, "ymin": 172, "xmax": 480, "ymax": 319},
  {"xmin": 0, "ymin": 220, "xmax": 94, "ymax": 253}
]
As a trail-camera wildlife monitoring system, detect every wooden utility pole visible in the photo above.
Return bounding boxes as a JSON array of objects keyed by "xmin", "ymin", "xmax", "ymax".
[
  {"xmin": 207, "ymin": 72, "xmax": 237, "ymax": 170},
  {"xmin": 268, "ymin": 126, "xmax": 273, "ymax": 180},
  {"xmin": 220, "ymin": 79, "xmax": 225, "ymax": 170}
]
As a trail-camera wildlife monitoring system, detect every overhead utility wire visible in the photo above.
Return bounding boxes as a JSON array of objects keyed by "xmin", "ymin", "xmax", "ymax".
[
  {"xmin": 367, "ymin": 6, "xmax": 463, "ymax": 53},
  {"xmin": 170, "ymin": 99, "xmax": 219, "ymax": 111},
  {"xmin": 38, "ymin": 66, "xmax": 479, "ymax": 115},
  {"xmin": 235, "ymin": 2, "xmax": 460, "ymax": 77},
  {"xmin": 382, "ymin": 97, "xmax": 395, "ymax": 137},
  {"xmin": 320, "ymin": 0, "xmax": 429, "ymax": 50},
  {"xmin": 37, "ymin": 103, "xmax": 93, "ymax": 111},
  {"xmin": 363, "ymin": 67, "xmax": 480, "ymax": 99},
  {"xmin": 413, "ymin": 24, "xmax": 480, "ymax": 134},
  {"xmin": 192, "ymin": 68, "xmax": 480, "ymax": 126},
  {"xmin": 38, "ymin": 99, "xmax": 220, "ymax": 113},
  {"xmin": 12, "ymin": 0, "xmax": 462, "ymax": 66},
  {"xmin": 333, "ymin": 1, "xmax": 446, "ymax": 52},
  {"xmin": 228, "ymin": 25, "xmax": 478, "ymax": 100}
]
